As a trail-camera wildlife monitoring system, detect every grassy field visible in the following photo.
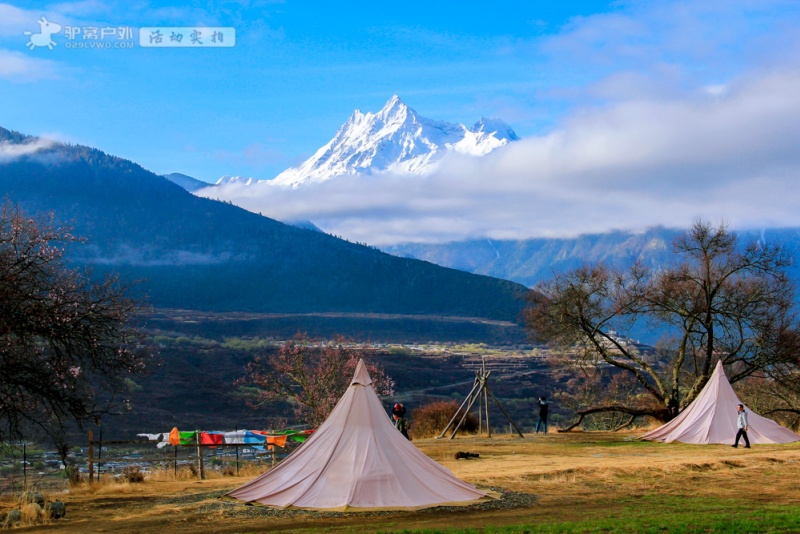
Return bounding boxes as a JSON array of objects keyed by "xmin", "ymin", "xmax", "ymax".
[{"xmin": 3, "ymin": 432, "xmax": 799, "ymax": 533}]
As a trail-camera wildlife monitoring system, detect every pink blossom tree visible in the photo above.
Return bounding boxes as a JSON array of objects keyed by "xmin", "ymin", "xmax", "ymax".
[
  {"xmin": 0, "ymin": 201, "xmax": 151, "ymax": 439},
  {"xmin": 240, "ymin": 334, "xmax": 394, "ymax": 427}
]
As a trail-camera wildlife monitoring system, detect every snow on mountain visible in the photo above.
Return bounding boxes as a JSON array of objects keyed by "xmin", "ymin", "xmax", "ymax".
[
  {"xmin": 263, "ymin": 95, "xmax": 518, "ymax": 189},
  {"xmin": 216, "ymin": 175, "xmax": 257, "ymax": 186}
]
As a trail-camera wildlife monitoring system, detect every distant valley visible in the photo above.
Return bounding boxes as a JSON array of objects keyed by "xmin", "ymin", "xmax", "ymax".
[{"xmin": 384, "ymin": 227, "xmax": 800, "ymax": 287}]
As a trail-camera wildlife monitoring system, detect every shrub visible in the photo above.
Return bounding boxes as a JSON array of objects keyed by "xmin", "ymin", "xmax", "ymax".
[
  {"xmin": 410, "ymin": 400, "xmax": 479, "ymax": 438},
  {"xmin": 46, "ymin": 501, "xmax": 66, "ymax": 519},
  {"xmin": 65, "ymin": 465, "xmax": 83, "ymax": 485},
  {"xmin": 221, "ymin": 465, "xmax": 237, "ymax": 477},
  {"xmin": 3, "ymin": 509, "xmax": 21, "ymax": 527},
  {"xmin": 122, "ymin": 466, "xmax": 145, "ymax": 483},
  {"xmin": 21, "ymin": 491, "xmax": 44, "ymax": 506}
]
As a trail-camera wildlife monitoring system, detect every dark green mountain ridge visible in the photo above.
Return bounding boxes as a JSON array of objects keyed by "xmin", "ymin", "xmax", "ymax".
[{"xmin": 0, "ymin": 127, "xmax": 527, "ymax": 322}]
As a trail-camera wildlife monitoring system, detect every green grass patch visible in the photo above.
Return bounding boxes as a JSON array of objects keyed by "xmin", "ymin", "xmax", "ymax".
[{"xmin": 387, "ymin": 497, "xmax": 800, "ymax": 534}]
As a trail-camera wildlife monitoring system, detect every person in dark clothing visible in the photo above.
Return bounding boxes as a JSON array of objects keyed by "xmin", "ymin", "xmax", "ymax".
[
  {"xmin": 535, "ymin": 396, "xmax": 549, "ymax": 434},
  {"xmin": 392, "ymin": 403, "xmax": 411, "ymax": 440},
  {"xmin": 732, "ymin": 403, "xmax": 751, "ymax": 448}
]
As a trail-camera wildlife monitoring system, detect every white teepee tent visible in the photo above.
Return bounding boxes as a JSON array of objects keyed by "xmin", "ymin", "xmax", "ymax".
[
  {"xmin": 641, "ymin": 361, "xmax": 800, "ymax": 444},
  {"xmin": 227, "ymin": 359, "xmax": 494, "ymax": 510}
]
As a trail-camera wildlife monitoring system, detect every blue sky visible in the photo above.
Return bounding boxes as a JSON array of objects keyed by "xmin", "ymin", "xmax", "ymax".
[
  {"xmin": 1, "ymin": 0, "xmax": 617, "ymax": 181},
  {"xmin": 2, "ymin": 1, "xmax": 800, "ymax": 242}
]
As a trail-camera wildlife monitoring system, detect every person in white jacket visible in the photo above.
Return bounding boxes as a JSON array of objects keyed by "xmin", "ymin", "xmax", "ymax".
[{"xmin": 732, "ymin": 404, "xmax": 751, "ymax": 448}]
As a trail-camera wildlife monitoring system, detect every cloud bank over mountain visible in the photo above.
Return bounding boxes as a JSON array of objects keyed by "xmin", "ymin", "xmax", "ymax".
[
  {"xmin": 205, "ymin": 68, "xmax": 800, "ymax": 245},
  {"xmin": 0, "ymin": 136, "xmax": 55, "ymax": 162}
]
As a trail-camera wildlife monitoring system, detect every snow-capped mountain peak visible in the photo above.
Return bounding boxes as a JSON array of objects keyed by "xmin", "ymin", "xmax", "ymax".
[
  {"xmin": 218, "ymin": 96, "xmax": 518, "ymax": 189},
  {"xmin": 377, "ymin": 94, "xmax": 408, "ymax": 121},
  {"xmin": 471, "ymin": 117, "xmax": 519, "ymax": 141}
]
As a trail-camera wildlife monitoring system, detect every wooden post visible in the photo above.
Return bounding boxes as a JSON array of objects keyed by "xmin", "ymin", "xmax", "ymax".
[
  {"xmin": 488, "ymin": 388, "xmax": 525, "ymax": 437},
  {"xmin": 195, "ymin": 433, "xmax": 205, "ymax": 480},
  {"xmin": 449, "ymin": 383, "xmax": 482, "ymax": 439},
  {"xmin": 478, "ymin": 398, "xmax": 482, "ymax": 435},
  {"xmin": 88, "ymin": 431, "xmax": 94, "ymax": 483},
  {"xmin": 235, "ymin": 443, "xmax": 240, "ymax": 476},
  {"xmin": 173, "ymin": 445, "xmax": 177, "ymax": 478},
  {"xmin": 234, "ymin": 427, "xmax": 240, "ymax": 476},
  {"xmin": 22, "ymin": 442, "xmax": 27, "ymax": 490},
  {"xmin": 484, "ymin": 386, "xmax": 491, "ymax": 437},
  {"xmin": 482, "ymin": 359, "xmax": 491, "ymax": 437},
  {"xmin": 441, "ymin": 360, "xmax": 525, "ymax": 440},
  {"xmin": 97, "ymin": 428, "xmax": 103, "ymax": 483},
  {"xmin": 437, "ymin": 378, "xmax": 480, "ymax": 438}
]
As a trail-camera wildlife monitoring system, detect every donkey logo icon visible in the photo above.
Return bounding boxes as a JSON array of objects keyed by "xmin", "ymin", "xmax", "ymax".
[{"xmin": 24, "ymin": 17, "xmax": 62, "ymax": 50}]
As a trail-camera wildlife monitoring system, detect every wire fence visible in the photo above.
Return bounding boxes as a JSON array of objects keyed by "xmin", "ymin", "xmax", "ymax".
[
  {"xmin": 0, "ymin": 432, "xmax": 300, "ymax": 494},
  {"xmin": 85, "ymin": 431, "xmax": 298, "ymax": 482}
]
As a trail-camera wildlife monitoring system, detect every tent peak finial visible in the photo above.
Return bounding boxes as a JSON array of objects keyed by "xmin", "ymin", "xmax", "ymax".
[{"xmin": 351, "ymin": 358, "xmax": 372, "ymax": 386}]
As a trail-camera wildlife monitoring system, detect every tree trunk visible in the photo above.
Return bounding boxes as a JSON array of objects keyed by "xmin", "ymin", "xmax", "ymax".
[{"xmin": 559, "ymin": 405, "xmax": 670, "ymax": 432}]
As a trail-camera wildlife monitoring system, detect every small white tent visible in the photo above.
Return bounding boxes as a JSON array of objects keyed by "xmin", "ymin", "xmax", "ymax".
[
  {"xmin": 228, "ymin": 359, "xmax": 494, "ymax": 511},
  {"xmin": 641, "ymin": 361, "xmax": 800, "ymax": 445}
]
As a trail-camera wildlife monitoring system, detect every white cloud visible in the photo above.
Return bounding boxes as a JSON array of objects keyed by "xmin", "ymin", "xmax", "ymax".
[
  {"xmin": 192, "ymin": 0, "xmax": 800, "ymax": 246},
  {"xmin": 0, "ymin": 49, "xmax": 60, "ymax": 81},
  {"xmin": 0, "ymin": 2, "xmax": 90, "ymax": 37},
  {"xmin": 0, "ymin": 137, "xmax": 56, "ymax": 162},
  {"xmin": 542, "ymin": 1, "xmax": 800, "ymax": 71},
  {"xmin": 46, "ymin": 0, "xmax": 112, "ymax": 17},
  {"xmin": 0, "ymin": 3, "xmax": 31, "ymax": 36},
  {"xmin": 201, "ymin": 68, "xmax": 800, "ymax": 245}
]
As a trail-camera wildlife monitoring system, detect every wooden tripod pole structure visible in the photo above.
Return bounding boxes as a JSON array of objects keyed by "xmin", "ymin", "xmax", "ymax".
[{"xmin": 437, "ymin": 357, "xmax": 525, "ymax": 439}]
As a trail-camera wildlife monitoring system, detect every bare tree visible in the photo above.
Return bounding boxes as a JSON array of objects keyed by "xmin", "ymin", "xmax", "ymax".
[
  {"xmin": 526, "ymin": 220, "xmax": 798, "ymax": 424},
  {"xmin": 239, "ymin": 334, "xmax": 394, "ymax": 427},
  {"xmin": 738, "ymin": 376, "xmax": 800, "ymax": 431},
  {"xmin": 738, "ymin": 330, "xmax": 800, "ymax": 430},
  {"xmin": 553, "ymin": 367, "xmax": 656, "ymax": 431},
  {"xmin": 0, "ymin": 202, "xmax": 151, "ymax": 440}
]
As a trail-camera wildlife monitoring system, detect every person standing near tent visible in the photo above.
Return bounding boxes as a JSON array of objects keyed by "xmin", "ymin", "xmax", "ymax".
[
  {"xmin": 733, "ymin": 404, "xmax": 751, "ymax": 448},
  {"xmin": 392, "ymin": 403, "xmax": 411, "ymax": 440},
  {"xmin": 535, "ymin": 396, "xmax": 549, "ymax": 434}
]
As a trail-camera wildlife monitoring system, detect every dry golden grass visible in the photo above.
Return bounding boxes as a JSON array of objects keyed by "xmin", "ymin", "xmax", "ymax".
[
  {"xmin": 414, "ymin": 431, "xmax": 800, "ymax": 513},
  {"xmin": 0, "ymin": 490, "xmax": 65, "ymax": 528},
  {"xmin": 141, "ymin": 462, "xmax": 269, "ymax": 482},
  {"xmin": 3, "ymin": 431, "xmax": 798, "ymax": 533},
  {"xmin": 66, "ymin": 463, "xmax": 270, "ymax": 499},
  {"xmin": 20, "ymin": 502, "xmax": 43, "ymax": 524}
]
